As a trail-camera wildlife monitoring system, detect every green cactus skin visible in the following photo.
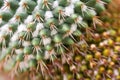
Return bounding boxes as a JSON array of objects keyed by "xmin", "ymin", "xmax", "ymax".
[
  {"xmin": 102, "ymin": 0, "xmax": 111, "ymax": 3},
  {"xmin": 0, "ymin": 0, "xmax": 3, "ymax": 8},
  {"xmin": 95, "ymin": 2, "xmax": 106, "ymax": 13}
]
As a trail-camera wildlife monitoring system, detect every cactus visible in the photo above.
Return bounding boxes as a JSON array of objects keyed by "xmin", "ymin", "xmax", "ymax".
[{"xmin": 0, "ymin": 0, "xmax": 115, "ymax": 80}]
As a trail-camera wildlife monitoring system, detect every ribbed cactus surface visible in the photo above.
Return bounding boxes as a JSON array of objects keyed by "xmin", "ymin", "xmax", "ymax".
[{"xmin": 0, "ymin": 0, "xmax": 112, "ymax": 80}]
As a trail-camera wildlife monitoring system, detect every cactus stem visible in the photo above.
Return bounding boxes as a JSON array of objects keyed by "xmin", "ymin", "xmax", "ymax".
[{"xmin": 0, "ymin": 0, "xmax": 112, "ymax": 79}]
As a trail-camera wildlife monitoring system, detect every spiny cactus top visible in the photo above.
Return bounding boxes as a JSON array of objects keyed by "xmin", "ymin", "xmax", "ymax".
[{"xmin": 0, "ymin": 0, "xmax": 111, "ymax": 79}]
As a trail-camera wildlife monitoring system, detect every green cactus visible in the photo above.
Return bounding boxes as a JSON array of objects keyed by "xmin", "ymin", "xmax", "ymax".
[{"xmin": 0, "ymin": 0, "xmax": 114, "ymax": 80}]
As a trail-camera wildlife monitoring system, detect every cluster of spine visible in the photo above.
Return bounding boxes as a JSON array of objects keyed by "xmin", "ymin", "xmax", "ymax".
[
  {"xmin": 0, "ymin": 0, "xmax": 113, "ymax": 80},
  {"xmin": 83, "ymin": 29, "xmax": 120, "ymax": 80}
]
